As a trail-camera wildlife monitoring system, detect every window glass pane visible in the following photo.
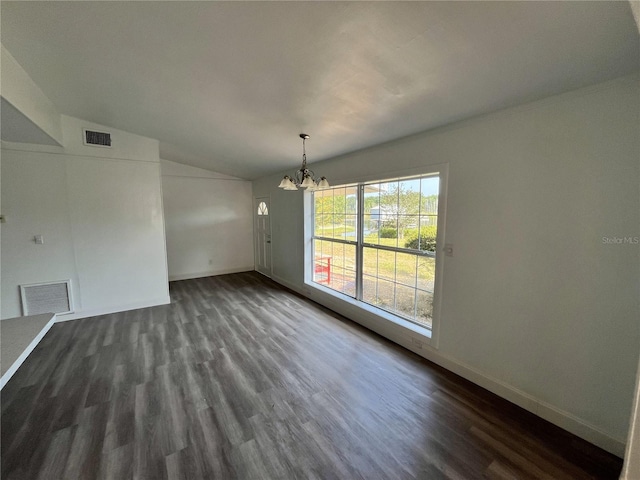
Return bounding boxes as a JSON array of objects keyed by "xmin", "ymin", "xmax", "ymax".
[
  {"xmin": 395, "ymin": 284, "xmax": 416, "ymax": 319},
  {"xmin": 344, "ymin": 214, "xmax": 357, "ymax": 240},
  {"xmin": 362, "ymin": 274, "xmax": 377, "ymax": 305},
  {"xmin": 321, "ymin": 239, "xmax": 332, "ymax": 259},
  {"xmin": 346, "ymin": 189, "xmax": 357, "ymax": 214},
  {"xmin": 363, "ymin": 214, "xmax": 379, "ymax": 245},
  {"xmin": 398, "ymin": 178, "xmax": 420, "ymax": 217},
  {"xmin": 312, "ymin": 240, "xmax": 356, "ymax": 299},
  {"xmin": 379, "ymin": 215, "xmax": 399, "ymax": 248},
  {"xmin": 398, "ymin": 215, "xmax": 418, "ymax": 246},
  {"xmin": 362, "ymin": 246, "xmax": 378, "ymax": 305},
  {"xmin": 364, "ymin": 186, "xmax": 380, "ymax": 245},
  {"xmin": 342, "ymin": 268, "xmax": 356, "ymax": 297},
  {"xmin": 420, "ymin": 177, "xmax": 439, "ymax": 252},
  {"xmin": 344, "ymin": 243, "xmax": 356, "ymax": 275},
  {"xmin": 419, "ymin": 215, "xmax": 437, "ymax": 229},
  {"xmin": 322, "ymin": 190, "xmax": 333, "ymax": 213},
  {"xmin": 363, "ymin": 187, "xmax": 379, "ymax": 213},
  {"xmin": 363, "ymin": 247, "xmax": 378, "ymax": 278},
  {"xmin": 317, "ymin": 189, "xmax": 326, "ymax": 210},
  {"xmin": 376, "ymin": 279, "xmax": 395, "ymax": 310},
  {"xmin": 325, "ymin": 240, "xmax": 334, "ymax": 264},
  {"xmin": 395, "ymin": 252, "xmax": 417, "ymax": 288},
  {"xmin": 404, "ymin": 224, "xmax": 420, "ymax": 251},
  {"xmin": 417, "ymin": 256, "xmax": 436, "ymax": 292},
  {"xmin": 331, "ymin": 267, "xmax": 345, "ymax": 292},
  {"xmin": 330, "ymin": 242, "xmax": 343, "ymax": 269},
  {"xmin": 331, "ymin": 214, "xmax": 345, "ymax": 240},
  {"xmin": 313, "ymin": 240, "xmax": 331, "ymax": 284},
  {"xmin": 379, "ymin": 181, "xmax": 398, "ymax": 205},
  {"xmin": 421, "ymin": 176, "xmax": 439, "ymax": 214},
  {"xmin": 314, "ymin": 213, "xmax": 324, "ymax": 237},
  {"xmin": 376, "ymin": 250, "xmax": 396, "ymax": 282},
  {"xmin": 331, "ymin": 188, "xmax": 345, "ymax": 217},
  {"xmin": 326, "ymin": 188, "xmax": 346, "ymax": 238},
  {"xmin": 422, "ymin": 196, "xmax": 438, "ymax": 216},
  {"xmin": 417, "ymin": 217, "xmax": 437, "ymax": 252},
  {"xmin": 315, "ymin": 192, "xmax": 333, "ymax": 237},
  {"xmin": 379, "ymin": 181, "xmax": 398, "ymax": 247},
  {"xmin": 416, "ymin": 289, "xmax": 434, "ymax": 329}
]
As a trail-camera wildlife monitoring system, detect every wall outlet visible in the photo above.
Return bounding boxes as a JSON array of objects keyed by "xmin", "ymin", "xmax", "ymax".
[
  {"xmin": 410, "ymin": 337, "xmax": 423, "ymax": 349},
  {"xmin": 208, "ymin": 259, "xmax": 213, "ymax": 265}
]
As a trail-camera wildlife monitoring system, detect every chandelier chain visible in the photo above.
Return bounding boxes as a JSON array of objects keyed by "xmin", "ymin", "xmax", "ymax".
[{"xmin": 301, "ymin": 137, "xmax": 307, "ymax": 169}]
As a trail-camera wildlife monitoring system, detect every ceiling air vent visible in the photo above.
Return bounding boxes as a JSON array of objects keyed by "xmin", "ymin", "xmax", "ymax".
[
  {"xmin": 83, "ymin": 129, "xmax": 112, "ymax": 147},
  {"xmin": 20, "ymin": 280, "xmax": 74, "ymax": 316}
]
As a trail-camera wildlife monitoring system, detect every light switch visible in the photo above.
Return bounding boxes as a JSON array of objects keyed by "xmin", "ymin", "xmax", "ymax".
[
  {"xmin": 444, "ymin": 243, "xmax": 453, "ymax": 257},
  {"xmin": 34, "ymin": 235, "xmax": 44, "ymax": 245}
]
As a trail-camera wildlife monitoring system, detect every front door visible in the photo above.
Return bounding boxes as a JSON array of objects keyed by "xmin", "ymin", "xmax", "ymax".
[{"xmin": 255, "ymin": 197, "xmax": 272, "ymax": 277}]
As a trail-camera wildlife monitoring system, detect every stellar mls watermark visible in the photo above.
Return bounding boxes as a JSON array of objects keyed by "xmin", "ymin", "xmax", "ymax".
[{"xmin": 602, "ymin": 236, "xmax": 639, "ymax": 245}]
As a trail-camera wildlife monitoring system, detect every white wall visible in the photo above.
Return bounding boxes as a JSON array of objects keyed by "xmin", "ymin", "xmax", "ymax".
[
  {"xmin": 161, "ymin": 159, "xmax": 254, "ymax": 281},
  {"xmin": 252, "ymin": 74, "xmax": 640, "ymax": 456},
  {"xmin": 0, "ymin": 44, "xmax": 63, "ymax": 145},
  {"xmin": 1, "ymin": 115, "xmax": 170, "ymax": 320}
]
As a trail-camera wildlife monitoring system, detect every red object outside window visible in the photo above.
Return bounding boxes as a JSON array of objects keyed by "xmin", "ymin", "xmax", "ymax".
[{"xmin": 314, "ymin": 257, "xmax": 331, "ymax": 284}]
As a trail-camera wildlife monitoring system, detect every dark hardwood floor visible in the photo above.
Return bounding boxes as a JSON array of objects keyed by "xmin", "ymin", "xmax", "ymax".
[{"xmin": 1, "ymin": 272, "xmax": 623, "ymax": 479}]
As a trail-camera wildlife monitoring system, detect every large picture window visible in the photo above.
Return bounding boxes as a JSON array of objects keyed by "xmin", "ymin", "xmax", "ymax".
[{"xmin": 312, "ymin": 173, "xmax": 442, "ymax": 330}]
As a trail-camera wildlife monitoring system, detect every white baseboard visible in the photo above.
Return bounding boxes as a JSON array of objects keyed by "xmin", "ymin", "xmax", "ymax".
[
  {"xmin": 269, "ymin": 275, "xmax": 626, "ymax": 457},
  {"xmin": 169, "ymin": 266, "xmax": 254, "ymax": 282},
  {"xmin": 54, "ymin": 295, "xmax": 171, "ymax": 322},
  {"xmin": 415, "ymin": 344, "xmax": 626, "ymax": 457}
]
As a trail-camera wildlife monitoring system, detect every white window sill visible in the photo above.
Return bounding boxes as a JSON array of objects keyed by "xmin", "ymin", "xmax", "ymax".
[{"xmin": 304, "ymin": 280, "xmax": 432, "ymax": 341}]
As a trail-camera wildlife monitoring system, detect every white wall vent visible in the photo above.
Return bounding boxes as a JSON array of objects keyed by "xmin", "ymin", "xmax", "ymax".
[
  {"xmin": 20, "ymin": 280, "xmax": 74, "ymax": 316},
  {"xmin": 83, "ymin": 129, "xmax": 112, "ymax": 147}
]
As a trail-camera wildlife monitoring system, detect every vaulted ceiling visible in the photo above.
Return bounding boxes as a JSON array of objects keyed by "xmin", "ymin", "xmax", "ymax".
[{"xmin": 2, "ymin": 1, "xmax": 638, "ymax": 179}]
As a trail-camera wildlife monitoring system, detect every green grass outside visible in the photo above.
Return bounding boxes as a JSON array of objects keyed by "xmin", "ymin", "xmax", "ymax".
[{"xmin": 314, "ymin": 230, "xmax": 435, "ymax": 287}]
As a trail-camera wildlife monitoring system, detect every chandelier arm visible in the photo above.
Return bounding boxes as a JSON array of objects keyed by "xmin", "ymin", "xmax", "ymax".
[{"xmin": 293, "ymin": 168, "xmax": 316, "ymax": 185}]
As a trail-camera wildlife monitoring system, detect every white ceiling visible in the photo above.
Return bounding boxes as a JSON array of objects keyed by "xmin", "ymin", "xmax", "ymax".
[{"xmin": 1, "ymin": 1, "xmax": 638, "ymax": 180}]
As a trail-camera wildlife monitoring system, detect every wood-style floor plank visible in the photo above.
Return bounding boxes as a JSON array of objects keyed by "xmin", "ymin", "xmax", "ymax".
[{"xmin": 1, "ymin": 272, "xmax": 623, "ymax": 479}]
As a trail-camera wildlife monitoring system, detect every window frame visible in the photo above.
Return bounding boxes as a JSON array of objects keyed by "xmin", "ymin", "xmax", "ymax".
[{"xmin": 305, "ymin": 163, "xmax": 448, "ymax": 346}]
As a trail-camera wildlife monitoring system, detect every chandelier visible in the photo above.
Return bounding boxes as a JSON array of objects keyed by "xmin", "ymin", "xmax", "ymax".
[{"xmin": 278, "ymin": 134, "xmax": 329, "ymax": 191}]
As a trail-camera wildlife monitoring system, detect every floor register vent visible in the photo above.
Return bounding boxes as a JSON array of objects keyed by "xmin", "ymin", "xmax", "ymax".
[{"xmin": 20, "ymin": 280, "xmax": 74, "ymax": 316}]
